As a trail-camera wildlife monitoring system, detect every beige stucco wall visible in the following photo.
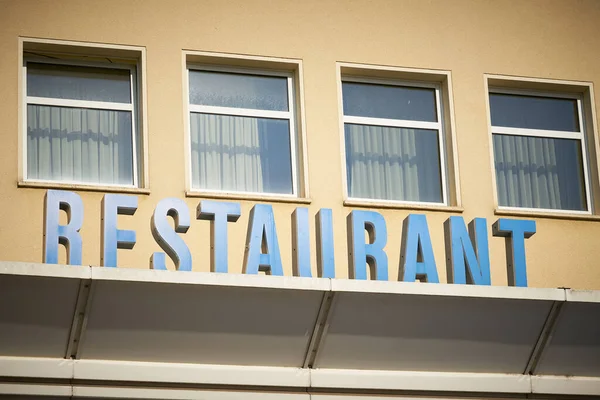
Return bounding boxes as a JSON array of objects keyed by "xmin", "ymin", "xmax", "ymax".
[{"xmin": 1, "ymin": 0, "xmax": 599, "ymax": 289}]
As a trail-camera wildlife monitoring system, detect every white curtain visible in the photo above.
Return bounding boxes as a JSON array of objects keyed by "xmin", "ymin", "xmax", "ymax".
[
  {"xmin": 191, "ymin": 113, "xmax": 264, "ymax": 192},
  {"xmin": 345, "ymin": 124, "xmax": 442, "ymax": 202},
  {"xmin": 493, "ymin": 134, "xmax": 585, "ymax": 210},
  {"xmin": 27, "ymin": 105, "xmax": 134, "ymax": 185}
]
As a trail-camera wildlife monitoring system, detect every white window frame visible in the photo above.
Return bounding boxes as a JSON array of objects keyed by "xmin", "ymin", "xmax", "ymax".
[
  {"xmin": 22, "ymin": 57, "xmax": 140, "ymax": 189},
  {"xmin": 341, "ymin": 76, "xmax": 449, "ymax": 206},
  {"xmin": 489, "ymin": 87, "xmax": 592, "ymax": 215},
  {"xmin": 185, "ymin": 64, "xmax": 300, "ymax": 198}
]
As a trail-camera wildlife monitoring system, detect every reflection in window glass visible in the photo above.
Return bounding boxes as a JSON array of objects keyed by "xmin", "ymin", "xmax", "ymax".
[
  {"xmin": 189, "ymin": 70, "xmax": 289, "ymax": 111},
  {"xmin": 190, "ymin": 113, "xmax": 293, "ymax": 194},
  {"xmin": 343, "ymin": 82, "xmax": 437, "ymax": 122},
  {"xmin": 489, "ymin": 93, "xmax": 579, "ymax": 132},
  {"xmin": 27, "ymin": 105, "xmax": 134, "ymax": 185},
  {"xmin": 27, "ymin": 62, "xmax": 132, "ymax": 103},
  {"xmin": 345, "ymin": 124, "xmax": 442, "ymax": 203},
  {"xmin": 493, "ymin": 134, "xmax": 586, "ymax": 211}
]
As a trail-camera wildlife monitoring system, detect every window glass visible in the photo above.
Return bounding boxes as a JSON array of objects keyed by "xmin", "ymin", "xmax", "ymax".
[
  {"xmin": 345, "ymin": 124, "xmax": 442, "ymax": 202},
  {"xmin": 190, "ymin": 113, "xmax": 293, "ymax": 194},
  {"xmin": 27, "ymin": 105, "xmax": 134, "ymax": 185},
  {"xmin": 189, "ymin": 70, "xmax": 289, "ymax": 111},
  {"xmin": 27, "ymin": 62, "xmax": 131, "ymax": 103},
  {"xmin": 343, "ymin": 82, "xmax": 437, "ymax": 122},
  {"xmin": 493, "ymin": 134, "xmax": 586, "ymax": 211},
  {"xmin": 489, "ymin": 93, "xmax": 579, "ymax": 132}
]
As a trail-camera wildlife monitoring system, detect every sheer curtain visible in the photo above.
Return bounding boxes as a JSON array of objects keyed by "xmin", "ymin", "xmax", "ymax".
[
  {"xmin": 27, "ymin": 105, "xmax": 134, "ymax": 185},
  {"xmin": 493, "ymin": 134, "xmax": 586, "ymax": 211},
  {"xmin": 345, "ymin": 124, "xmax": 442, "ymax": 203},
  {"xmin": 191, "ymin": 113, "xmax": 264, "ymax": 192}
]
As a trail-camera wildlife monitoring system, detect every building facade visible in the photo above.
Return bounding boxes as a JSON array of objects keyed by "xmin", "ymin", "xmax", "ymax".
[{"xmin": 0, "ymin": 0, "xmax": 599, "ymax": 399}]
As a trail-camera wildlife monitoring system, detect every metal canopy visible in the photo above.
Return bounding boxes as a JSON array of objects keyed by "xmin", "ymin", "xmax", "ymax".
[
  {"xmin": 535, "ymin": 291, "xmax": 600, "ymax": 376},
  {"xmin": 81, "ymin": 279, "xmax": 323, "ymax": 366},
  {"xmin": 0, "ymin": 263, "xmax": 88, "ymax": 358},
  {"xmin": 316, "ymin": 291, "xmax": 552, "ymax": 373},
  {"xmin": 0, "ymin": 261, "xmax": 599, "ymax": 397}
]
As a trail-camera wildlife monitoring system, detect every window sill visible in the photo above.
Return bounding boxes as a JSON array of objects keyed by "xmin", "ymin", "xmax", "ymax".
[
  {"xmin": 18, "ymin": 181, "xmax": 150, "ymax": 195},
  {"xmin": 494, "ymin": 208, "xmax": 600, "ymax": 222},
  {"xmin": 344, "ymin": 199, "xmax": 464, "ymax": 213},
  {"xmin": 185, "ymin": 190, "xmax": 312, "ymax": 205}
]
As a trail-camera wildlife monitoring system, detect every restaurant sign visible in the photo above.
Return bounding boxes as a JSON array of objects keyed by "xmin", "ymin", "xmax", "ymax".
[{"xmin": 43, "ymin": 190, "xmax": 536, "ymax": 287}]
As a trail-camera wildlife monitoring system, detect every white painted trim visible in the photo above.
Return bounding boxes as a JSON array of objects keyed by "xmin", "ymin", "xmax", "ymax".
[
  {"xmin": 336, "ymin": 63, "xmax": 349, "ymax": 202},
  {"xmin": 565, "ymin": 288, "xmax": 600, "ymax": 303},
  {"xmin": 338, "ymin": 64, "xmax": 450, "ymax": 207},
  {"xmin": 183, "ymin": 49, "xmax": 303, "ymax": 67},
  {"xmin": 186, "ymin": 187, "xmax": 299, "ymax": 199},
  {"xmin": 531, "ymin": 375, "xmax": 600, "ymax": 396},
  {"xmin": 330, "ymin": 277, "xmax": 566, "ymax": 301},
  {"xmin": 343, "ymin": 198, "xmax": 463, "ymax": 213},
  {"xmin": 74, "ymin": 360, "xmax": 310, "ymax": 387},
  {"xmin": 295, "ymin": 61, "xmax": 310, "ymax": 198},
  {"xmin": 309, "ymin": 369, "xmax": 531, "ymax": 394},
  {"xmin": 577, "ymin": 97, "xmax": 593, "ymax": 212},
  {"xmin": 0, "ymin": 356, "xmax": 73, "ymax": 379},
  {"xmin": 0, "ymin": 260, "xmax": 574, "ymax": 300},
  {"xmin": 346, "ymin": 196, "xmax": 445, "ymax": 208},
  {"xmin": 343, "ymin": 75, "xmax": 442, "ymax": 90},
  {"xmin": 343, "ymin": 115, "xmax": 440, "ymax": 130},
  {"xmin": 311, "ymin": 397, "xmax": 487, "ymax": 400},
  {"xmin": 21, "ymin": 178, "xmax": 139, "ymax": 191},
  {"xmin": 0, "ymin": 261, "xmax": 91, "ymax": 279},
  {"xmin": 484, "ymin": 76, "xmax": 501, "ymax": 210},
  {"xmin": 20, "ymin": 58, "xmax": 28, "ymax": 182},
  {"xmin": 17, "ymin": 179, "xmax": 149, "ymax": 194},
  {"xmin": 436, "ymin": 85, "xmax": 449, "ymax": 205},
  {"xmin": 189, "ymin": 104, "xmax": 291, "ymax": 120},
  {"xmin": 25, "ymin": 56, "xmax": 134, "ymax": 70},
  {"xmin": 486, "ymin": 79, "xmax": 593, "ymax": 214},
  {"xmin": 288, "ymin": 75, "xmax": 299, "ymax": 196},
  {"xmin": 182, "ymin": 55, "xmax": 193, "ymax": 193},
  {"xmin": 21, "ymin": 36, "xmax": 148, "ymax": 54},
  {"xmin": 444, "ymin": 72, "xmax": 462, "ymax": 207},
  {"xmin": 185, "ymin": 61, "xmax": 301, "ymax": 197},
  {"xmin": 129, "ymin": 68, "xmax": 139, "ymax": 188},
  {"xmin": 491, "ymin": 126, "xmax": 582, "ymax": 140},
  {"xmin": 0, "ymin": 383, "xmax": 71, "ymax": 397},
  {"xmin": 337, "ymin": 62, "xmax": 455, "ymax": 77},
  {"xmin": 185, "ymin": 189, "xmax": 311, "ymax": 204},
  {"xmin": 90, "ymin": 265, "xmax": 331, "ymax": 291},
  {"xmin": 136, "ymin": 48, "xmax": 150, "ymax": 189},
  {"xmin": 497, "ymin": 205, "xmax": 592, "ymax": 216},
  {"xmin": 2, "ymin": 358, "xmax": 600, "ymax": 398},
  {"xmin": 489, "ymin": 86, "xmax": 581, "ymax": 99},
  {"xmin": 22, "ymin": 48, "xmax": 144, "ymax": 189},
  {"xmin": 187, "ymin": 63, "xmax": 292, "ymax": 78},
  {"xmin": 73, "ymin": 386, "xmax": 309, "ymax": 400}
]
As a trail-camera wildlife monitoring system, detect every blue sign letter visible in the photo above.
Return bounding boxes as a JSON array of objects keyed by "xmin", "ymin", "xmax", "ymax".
[
  {"xmin": 445, "ymin": 216, "xmax": 490, "ymax": 285},
  {"xmin": 348, "ymin": 210, "xmax": 388, "ymax": 280},
  {"xmin": 197, "ymin": 200, "xmax": 241, "ymax": 273},
  {"xmin": 316, "ymin": 209, "xmax": 335, "ymax": 278},
  {"xmin": 151, "ymin": 198, "xmax": 192, "ymax": 271},
  {"xmin": 102, "ymin": 194, "xmax": 137, "ymax": 268},
  {"xmin": 493, "ymin": 218, "xmax": 536, "ymax": 287},
  {"xmin": 292, "ymin": 207, "xmax": 311, "ymax": 277},
  {"xmin": 400, "ymin": 214, "xmax": 438, "ymax": 283},
  {"xmin": 243, "ymin": 204, "xmax": 283, "ymax": 276},
  {"xmin": 44, "ymin": 190, "xmax": 83, "ymax": 265}
]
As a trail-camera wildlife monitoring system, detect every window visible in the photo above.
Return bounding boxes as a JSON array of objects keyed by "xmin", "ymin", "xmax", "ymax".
[
  {"xmin": 489, "ymin": 89, "xmax": 590, "ymax": 213},
  {"xmin": 342, "ymin": 78, "xmax": 447, "ymax": 204},
  {"xmin": 187, "ymin": 67, "xmax": 298, "ymax": 196},
  {"xmin": 24, "ymin": 59, "xmax": 141, "ymax": 187}
]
